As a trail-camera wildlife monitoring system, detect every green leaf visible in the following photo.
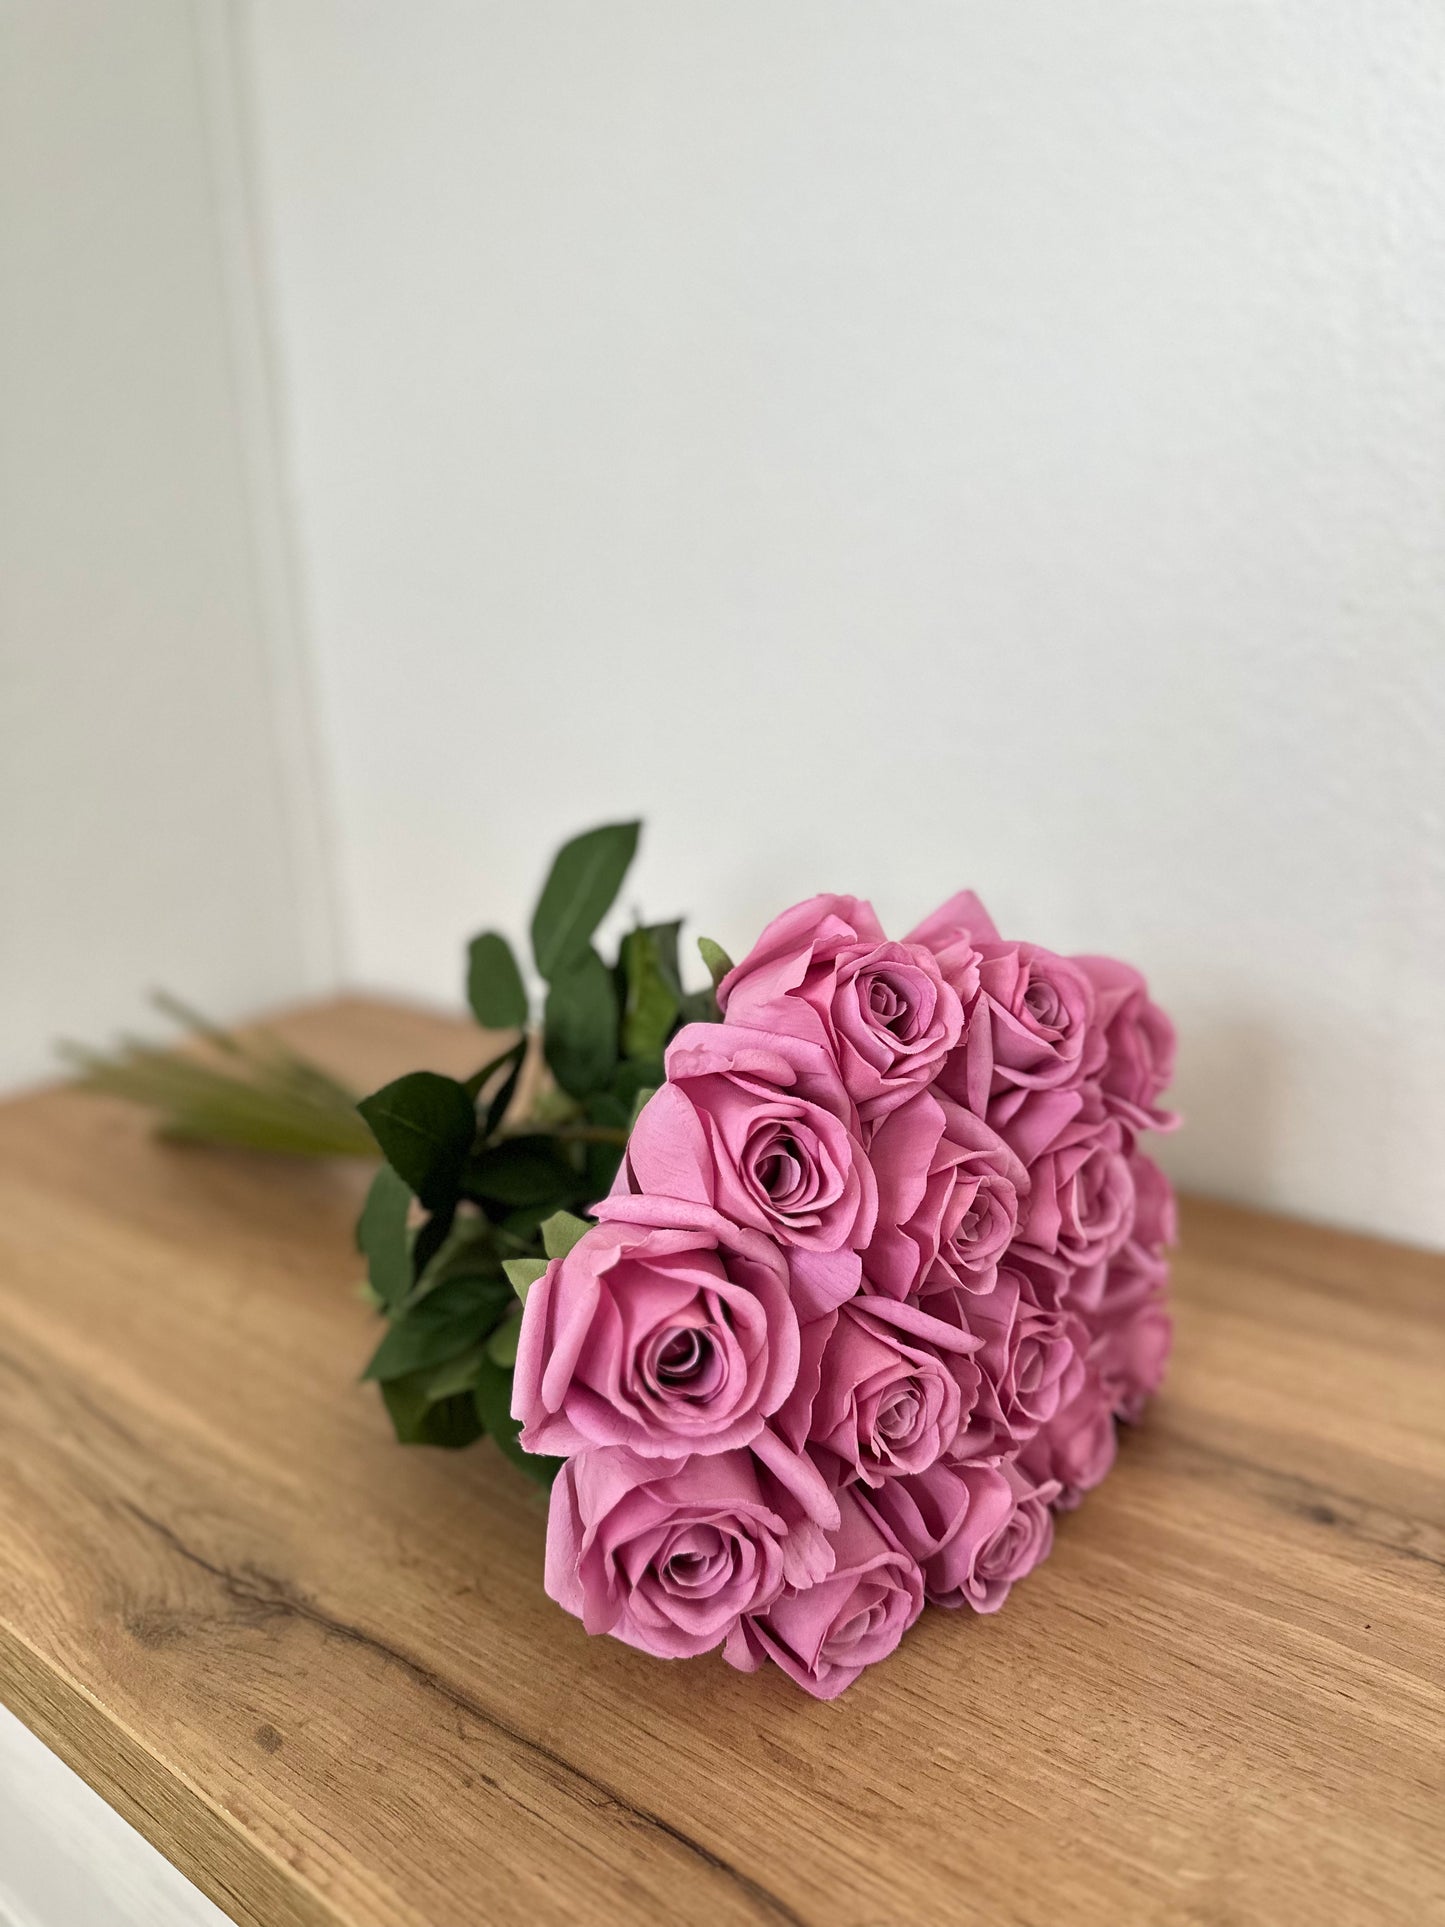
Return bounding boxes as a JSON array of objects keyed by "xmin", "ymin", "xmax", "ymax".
[
  {"xmin": 381, "ymin": 1373, "xmax": 484, "ymax": 1449},
  {"xmin": 642, "ymin": 920, "xmax": 683, "ymax": 999},
  {"xmin": 422, "ymin": 1345, "xmax": 490, "ymax": 1400},
  {"xmin": 543, "ymin": 948, "xmax": 618, "ymax": 1096},
  {"xmin": 620, "ymin": 927, "xmax": 680, "ymax": 1061},
  {"xmin": 503, "ymin": 1256, "xmax": 549, "ymax": 1302},
  {"xmin": 467, "ymin": 932, "xmax": 529, "ymax": 1030},
  {"xmin": 357, "ymin": 1071, "xmax": 476, "ymax": 1209},
  {"xmin": 486, "ymin": 1308, "xmax": 523, "ymax": 1368},
  {"xmin": 697, "ymin": 936, "xmax": 734, "ymax": 990},
  {"xmin": 530, "ymin": 821, "xmax": 640, "ymax": 981},
  {"xmin": 541, "ymin": 1210, "xmax": 591, "ymax": 1260},
  {"xmin": 480, "ymin": 1040, "xmax": 527, "ymax": 1139},
  {"xmin": 475, "ymin": 1355, "xmax": 560, "ymax": 1486},
  {"xmin": 356, "ymin": 1165, "xmax": 412, "ymax": 1312},
  {"xmin": 466, "ymin": 1135, "xmax": 575, "ymax": 1207},
  {"xmin": 678, "ymin": 987, "xmax": 721, "ymax": 1026},
  {"xmin": 361, "ymin": 1275, "xmax": 511, "ymax": 1382}
]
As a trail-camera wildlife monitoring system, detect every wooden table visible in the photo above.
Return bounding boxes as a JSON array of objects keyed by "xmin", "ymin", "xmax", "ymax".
[{"xmin": 1, "ymin": 997, "xmax": 1441, "ymax": 1927}]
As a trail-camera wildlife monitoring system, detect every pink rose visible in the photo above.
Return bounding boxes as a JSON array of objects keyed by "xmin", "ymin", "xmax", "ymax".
[
  {"xmin": 545, "ymin": 1438, "xmax": 836, "ymax": 1660},
  {"xmin": 1090, "ymin": 1297, "xmax": 1172, "ymax": 1422},
  {"xmin": 931, "ymin": 1267, "xmax": 1087, "ymax": 1460},
  {"xmin": 513, "ymin": 1198, "xmax": 800, "ymax": 1459},
  {"xmin": 1128, "ymin": 1148, "xmax": 1178, "ymax": 1253},
  {"xmin": 619, "ymin": 1025, "xmax": 876, "ymax": 1310},
  {"xmin": 719, "ymin": 894, "xmax": 964, "ymax": 1125},
  {"xmin": 725, "ymin": 1487, "xmax": 924, "ymax": 1699},
  {"xmin": 905, "ymin": 890, "xmax": 994, "ymax": 1006},
  {"xmin": 1007, "ymin": 1090, "xmax": 1136, "ymax": 1271},
  {"xmin": 799, "ymin": 1295, "xmax": 982, "ymax": 1488},
  {"xmin": 867, "ymin": 1459, "xmax": 1016, "ymax": 1610},
  {"xmin": 1021, "ymin": 1369, "xmax": 1118, "ymax": 1508},
  {"xmin": 965, "ymin": 1461, "xmax": 1061, "ymax": 1611},
  {"xmin": 937, "ymin": 942, "xmax": 1097, "ymax": 1114},
  {"xmin": 1074, "ymin": 955, "xmax": 1178, "ymax": 1135},
  {"xmin": 863, "ymin": 1092, "xmax": 1028, "ymax": 1301}
]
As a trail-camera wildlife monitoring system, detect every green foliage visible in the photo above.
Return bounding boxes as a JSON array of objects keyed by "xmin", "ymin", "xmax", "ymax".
[
  {"xmin": 620, "ymin": 926, "xmax": 680, "ymax": 1060},
  {"xmin": 541, "ymin": 1210, "xmax": 591, "ymax": 1260},
  {"xmin": 467, "ymin": 932, "xmax": 529, "ymax": 1030},
  {"xmin": 62, "ymin": 819, "xmax": 731, "ymax": 1469},
  {"xmin": 543, "ymin": 948, "xmax": 618, "ymax": 1096},
  {"xmin": 697, "ymin": 935, "xmax": 734, "ymax": 990},
  {"xmin": 530, "ymin": 821, "xmax": 640, "ymax": 981},
  {"xmin": 60, "ymin": 995, "xmax": 376, "ymax": 1159},
  {"xmin": 348, "ymin": 821, "xmax": 727, "ymax": 1461},
  {"xmin": 357, "ymin": 1071, "xmax": 476, "ymax": 1209},
  {"xmin": 503, "ymin": 1256, "xmax": 549, "ymax": 1302},
  {"xmin": 356, "ymin": 1165, "xmax": 412, "ymax": 1312}
]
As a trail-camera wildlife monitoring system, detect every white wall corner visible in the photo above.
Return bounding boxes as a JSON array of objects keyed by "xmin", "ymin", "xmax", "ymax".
[{"xmin": 189, "ymin": 0, "xmax": 343, "ymax": 995}]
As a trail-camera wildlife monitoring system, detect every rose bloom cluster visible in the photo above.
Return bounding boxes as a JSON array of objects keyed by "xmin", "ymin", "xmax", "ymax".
[{"xmin": 512, "ymin": 892, "xmax": 1177, "ymax": 1699}]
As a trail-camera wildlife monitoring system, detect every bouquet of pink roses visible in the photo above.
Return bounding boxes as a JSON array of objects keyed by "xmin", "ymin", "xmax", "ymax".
[
  {"xmin": 502, "ymin": 860, "xmax": 1177, "ymax": 1698},
  {"xmin": 71, "ymin": 822, "xmax": 1176, "ymax": 1698}
]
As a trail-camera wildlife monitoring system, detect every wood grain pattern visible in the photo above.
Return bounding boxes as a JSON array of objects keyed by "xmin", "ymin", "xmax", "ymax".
[{"xmin": 0, "ymin": 996, "xmax": 1441, "ymax": 1927}]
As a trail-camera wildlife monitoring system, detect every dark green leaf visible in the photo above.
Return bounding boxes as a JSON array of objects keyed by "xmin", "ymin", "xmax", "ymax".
[
  {"xmin": 356, "ymin": 1165, "xmax": 412, "ymax": 1312},
  {"xmin": 464, "ymin": 1040, "xmax": 525, "ymax": 1101},
  {"xmin": 543, "ymin": 948, "xmax": 618, "ymax": 1096},
  {"xmin": 541, "ymin": 1210, "xmax": 591, "ymax": 1260},
  {"xmin": 423, "ymin": 1345, "xmax": 490, "ymax": 1400},
  {"xmin": 471, "ymin": 1038, "xmax": 526, "ymax": 1138},
  {"xmin": 486, "ymin": 1308, "xmax": 523, "ymax": 1367},
  {"xmin": 410, "ymin": 1200, "xmax": 457, "ymax": 1282},
  {"xmin": 530, "ymin": 822, "xmax": 640, "ymax": 981},
  {"xmin": 466, "ymin": 931, "xmax": 529, "ymax": 1030},
  {"xmin": 503, "ymin": 1256, "xmax": 549, "ymax": 1302},
  {"xmin": 697, "ymin": 936, "xmax": 734, "ymax": 990},
  {"xmin": 678, "ymin": 986, "xmax": 721, "ymax": 1026},
  {"xmin": 466, "ymin": 1135, "xmax": 575, "ymax": 1207},
  {"xmin": 357, "ymin": 1071, "xmax": 477, "ymax": 1209},
  {"xmin": 361, "ymin": 1275, "xmax": 512, "ymax": 1382},
  {"xmin": 381, "ymin": 1372, "xmax": 484, "ymax": 1449},
  {"xmin": 475, "ymin": 1355, "xmax": 561, "ymax": 1486},
  {"xmin": 620, "ymin": 927, "xmax": 680, "ymax": 1062},
  {"xmin": 642, "ymin": 920, "xmax": 683, "ymax": 999}
]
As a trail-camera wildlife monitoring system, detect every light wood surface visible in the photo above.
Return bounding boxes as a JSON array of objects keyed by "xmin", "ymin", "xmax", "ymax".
[{"xmin": 0, "ymin": 997, "xmax": 1441, "ymax": 1927}]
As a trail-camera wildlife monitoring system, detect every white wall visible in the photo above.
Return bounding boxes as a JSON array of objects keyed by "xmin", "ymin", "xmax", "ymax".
[
  {"xmin": 244, "ymin": 0, "xmax": 1445, "ymax": 1249},
  {"xmin": 0, "ymin": 0, "xmax": 335, "ymax": 1092}
]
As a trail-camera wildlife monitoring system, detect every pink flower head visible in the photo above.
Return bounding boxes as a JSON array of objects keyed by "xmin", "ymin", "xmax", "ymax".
[
  {"xmin": 800, "ymin": 1294, "xmax": 982, "ymax": 1489},
  {"xmin": 1021, "ymin": 1369, "xmax": 1118, "ymax": 1509},
  {"xmin": 937, "ymin": 941, "xmax": 1096, "ymax": 1114},
  {"xmin": 867, "ymin": 1459, "xmax": 1017, "ymax": 1611},
  {"xmin": 512, "ymin": 1198, "xmax": 800, "ymax": 1459},
  {"xmin": 725, "ymin": 1487, "xmax": 924, "ymax": 1699},
  {"xmin": 932, "ymin": 1267, "xmax": 1088, "ymax": 1460},
  {"xmin": 1074, "ymin": 954, "xmax": 1178, "ymax": 1135},
  {"xmin": 719, "ymin": 894, "xmax": 964, "ymax": 1125},
  {"xmin": 1006, "ymin": 1089, "xmax": 1137, "ymax": 1272},
  {"xmin": 863, "ymin": 1092, "xmax": 1028, "ymax": 1301},
  {"xmin": 619, "ymin": 1024, "xmax": 876, "ymax": 1315},
  {"xmin": 1089, "ymin": 1296, "xmax": 1172, "ymax": 1422},
  {"xmin": 545, "ymin": 1438, "xmax": 837, "ymax": 1660}
]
